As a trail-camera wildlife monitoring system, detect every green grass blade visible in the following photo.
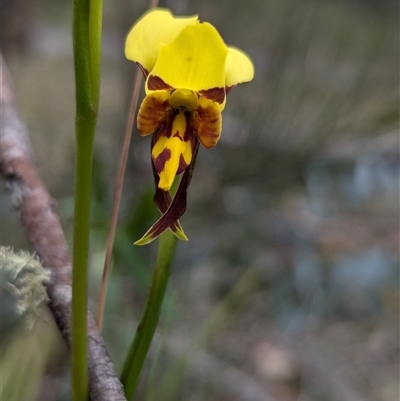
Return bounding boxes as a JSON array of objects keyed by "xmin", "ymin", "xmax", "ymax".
[
  {"xmin": 121, "ymin": 230, "xmax": 177, "ymax": 399},
  {"xmin": 89, "ymin": 0, "xmax": 103, "ymax": 107}
]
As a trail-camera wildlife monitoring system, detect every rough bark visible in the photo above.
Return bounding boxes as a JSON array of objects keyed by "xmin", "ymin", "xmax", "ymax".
[{"xmin": 0, "ymin": 53, "xmax": 127, "ymax": 401}]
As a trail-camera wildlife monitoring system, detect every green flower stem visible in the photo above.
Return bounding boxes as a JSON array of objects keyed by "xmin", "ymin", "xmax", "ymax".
[
  {"xmin": 71, "ymin": 124, "xmax": 95, "ymax": 401},
  {"xmin": 121, "ymin": 230, "xmax": 177, "ymax": 399},
  {"xmin": 72, "ymin": 0, "xmax": 102, "ymax": 400},
  {"xmin": 89, "ymin": 0, "xmax": 103, "ymax": 107}
]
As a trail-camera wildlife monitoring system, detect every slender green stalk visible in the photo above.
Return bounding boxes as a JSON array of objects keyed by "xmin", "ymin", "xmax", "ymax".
[
  {"xmin": 121, "ymin": 230, "xmax": 177, "ymax": 399},
  {"xmin": 71, "ymin": 0, "xmax": 102, "ymax": 400},
  {"xmin": 72, "ymin": 122, "xmax": 95, "ymax": 401},
  {"xmin": 89, "ymin": 0, "xmax": 103, "ymax": 107}
]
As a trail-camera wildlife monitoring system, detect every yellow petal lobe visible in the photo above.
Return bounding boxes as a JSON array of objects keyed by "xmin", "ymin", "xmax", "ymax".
[
  {"xmin": 225, "ymin": 46, "xmax": 255, "ymax": 88},
  {"xmin": 125, "ymin": 9, "xmax": 198, "ymax": 73},
  {"xmin": 148, "ymin": 22, "xmax": 228, "ymax": 95}
]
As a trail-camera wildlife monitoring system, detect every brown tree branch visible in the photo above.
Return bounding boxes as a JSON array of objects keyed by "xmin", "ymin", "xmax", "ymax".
[{"xmin": 0, "ymin": 53, "xmax": 127, "ymax": 401}]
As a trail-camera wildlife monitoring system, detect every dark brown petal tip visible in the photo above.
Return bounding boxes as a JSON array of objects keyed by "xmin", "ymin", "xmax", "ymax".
[
  {"xmin": 147, "ymin": 75, "xmax": 173, "ymax": 91},
  {"xmin": 199, "ymin": 87, "xmax": 225, "ymax": 104}
]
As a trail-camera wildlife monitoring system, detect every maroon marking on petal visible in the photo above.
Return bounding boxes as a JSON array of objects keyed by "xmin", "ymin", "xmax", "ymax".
[
  {"xmin": 192, "ymin": 105, "xmax": 222, "ymax": 149},
  {"xmin": 136, "ymin": 63, "xmax": 149, "ymax": 77},
  {"xmin": 173, "ymin": 131, "xmax": 184, "ymax": 140},
  {"xmin": 153, "ymin": 110, "xmax": 177, "ymax": 141},
  {"xmin": 196, "ymin": 110, "xmax": 220, "ymax": 140},
  {"xmin": 153, "ymin": 148, "xmax": 171, "ymax": 175},
  {"xmin": 177, "ymin": 154, "xmax": 189, "ymax": 175},
  {"xmin": 199, "ymin": 87, "xmax": 225, "ymax": 104},
  {"xmin": 147, "ymin": 75, "xmax": 173, "ymax": 91},
  {"xmin": 137, "ymin": 100, "xmax": 170, "ymax": 121},
  {"xmin": 137, "ymin": 93, "xmax": 173, "ymax": 136}
]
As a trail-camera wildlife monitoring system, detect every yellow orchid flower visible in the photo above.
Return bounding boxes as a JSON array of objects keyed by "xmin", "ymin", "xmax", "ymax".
[{"xmin": 125, "ymin": 8, "xmax": 254, "ymax": 245}]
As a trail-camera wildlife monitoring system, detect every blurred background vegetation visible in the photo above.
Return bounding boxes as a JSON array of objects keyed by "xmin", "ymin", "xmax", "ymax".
[{"xmin": 1, "ymin": 0, "xmax": 399, "ymax": 400}]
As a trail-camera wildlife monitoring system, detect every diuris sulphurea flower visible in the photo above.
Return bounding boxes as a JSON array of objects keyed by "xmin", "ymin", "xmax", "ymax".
[{"xmin": 125, "ymin": 8, "xmax": 254, "ymax": 245}]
